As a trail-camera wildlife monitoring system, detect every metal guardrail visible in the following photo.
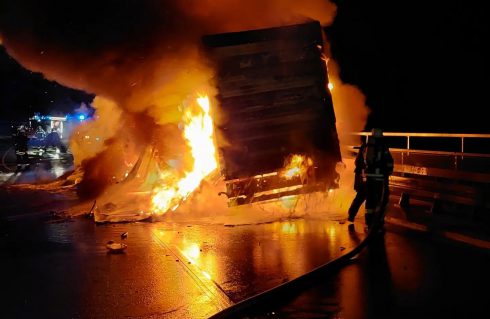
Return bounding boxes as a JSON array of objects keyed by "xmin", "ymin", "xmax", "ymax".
[
  {"xmin": 347, "ymin": 133, "xmax": 490, "ymax": 236},
  {"xmin": 388, "ymin": 148, "xmax": 490, "ymax": 158},
  {"xmin": 353, "ymin": 132, "xmax": 490, "ymax": 154},
  {"xmin": 349, "ymin": 132, "xmax": 490, "ymax": 184}
]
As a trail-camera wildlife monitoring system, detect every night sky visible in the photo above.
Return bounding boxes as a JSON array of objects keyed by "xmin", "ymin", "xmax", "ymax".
[
  {"xmin": 327, "ymin": 0, "xmax": 489, "ymax": 133},
  {"xmin": 0, "ymin": 46, "xmax": 94, "ymax": 121},
  {"xmin": 0, "ymin": 0, "xmax": 488, "ymax": 132}
]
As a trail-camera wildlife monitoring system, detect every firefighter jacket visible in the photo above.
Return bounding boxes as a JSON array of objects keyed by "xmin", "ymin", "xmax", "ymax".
[{"xmin": 363, "ymin": 138, "xmax": 393, "ymax": 180}]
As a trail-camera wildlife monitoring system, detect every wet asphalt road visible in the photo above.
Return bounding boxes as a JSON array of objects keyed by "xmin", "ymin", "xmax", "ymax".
[
  {"xmin": 0, "ymin": 217, "xmax": 361, "ymax": 319},
  {"xmin": 242, "ymin": 224, "xmax": 490, "ymax": 319},
  {"xmin": 1, "ymin": 216, "xmax": 489, "ymax": 319}
]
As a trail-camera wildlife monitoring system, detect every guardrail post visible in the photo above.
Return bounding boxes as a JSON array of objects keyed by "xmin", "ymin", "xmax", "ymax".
[
  {"xmin": 407, "ymin": 136, "xmax": 410, "ymax": 150},
  {"xmin": 399, "ymin": 192, "xmax": 410, "ymax": 208}
]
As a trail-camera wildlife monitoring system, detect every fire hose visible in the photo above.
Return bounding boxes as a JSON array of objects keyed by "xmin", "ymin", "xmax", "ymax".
[
  {"xmin": 1, "ymin": 147, "xmax": 14, "ymax": 172},
  {"xmin": 209, "ymin": 183, "xmax": 389, "ymax": 319}
]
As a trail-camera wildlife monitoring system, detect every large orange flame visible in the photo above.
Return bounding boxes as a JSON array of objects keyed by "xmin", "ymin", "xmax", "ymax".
[{"xmin": 151, "ymin": 95, "xmax": 217, "ymax": 214}]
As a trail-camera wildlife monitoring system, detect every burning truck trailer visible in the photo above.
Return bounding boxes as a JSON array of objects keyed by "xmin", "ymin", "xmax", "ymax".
[
  {"xmin": 92, "ymin": 21, "xmax": 342, "ymax": 223},
  {"xmin": 202, "ymin": 21, "xmax": 342, "ymax": 207}
]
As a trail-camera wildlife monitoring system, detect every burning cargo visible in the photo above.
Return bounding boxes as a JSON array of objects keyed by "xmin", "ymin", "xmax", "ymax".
[{"xmin": 203, "ymin": 21, "xmax": 341, "ymax": 206}]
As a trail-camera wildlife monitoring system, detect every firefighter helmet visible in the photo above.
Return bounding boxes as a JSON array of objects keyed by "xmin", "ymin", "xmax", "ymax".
[{"xmin": 371, "ymin": 128, "xmax": 383, "ymax": 138}]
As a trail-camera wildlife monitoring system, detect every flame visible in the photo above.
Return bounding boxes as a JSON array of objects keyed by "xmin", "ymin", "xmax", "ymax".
[
  {"xmin": 151, "ymin": 95, "xmax": 217, "ymax": 214},
  {"xmin": 280, "ymin": 154, "xmax": 313, "ymax": 180}
]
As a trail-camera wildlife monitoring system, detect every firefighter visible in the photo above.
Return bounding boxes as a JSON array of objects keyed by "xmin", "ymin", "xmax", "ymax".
[
  {"xmin": 347, "ymin": 128, "xmax": 393, "ymax": 228},
  {"xmin": 364, "ymin": 128, "xmax": 393, "ymax": 228},
  {"xmin": 44, "ymin": 127, "xmax": 66, "ymax": 152},
  {"xmin": 347, "ymin": 141, "xmax": 367, "ymax": 223},
  {"xmin": 35, "ymin": 125, "xmax": 46, "ymax": 140}
]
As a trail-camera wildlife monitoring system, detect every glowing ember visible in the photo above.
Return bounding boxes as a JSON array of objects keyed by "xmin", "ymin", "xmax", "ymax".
[
  {"xmin": 151, "ymin": 95, "xmax": 217, "ymax": 214},
  {"xmin": 280, "ymin": 154, "xmax": 313, "ymax": 180}
]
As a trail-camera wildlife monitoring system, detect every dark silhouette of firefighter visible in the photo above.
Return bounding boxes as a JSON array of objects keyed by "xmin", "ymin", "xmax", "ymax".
[
  {"xmin": 35, "ymin": 125, "xmax": 46, "ymax": 140},
  {"xmin": 13, "ymin": 126, "xmax": 30, "ymax": 171},
  {"xmin": 347, "ymin": 128, "xmax": 393, "ymax": 228},
  {"xmin": 44, "ymin": 128, "xmax": 66, "ymax": 153},
  {"xmin": 347, "ymin": 142, "xmax": 367, "ymax": 222}
]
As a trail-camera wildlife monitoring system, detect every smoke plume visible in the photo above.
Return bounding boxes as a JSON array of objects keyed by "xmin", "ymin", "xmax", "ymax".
[
  {"xmin": 327, "ymin": 60, "xmax": 370, "ymax": 151},
  {"xmin": 0, "ymin": 0, "xmax": 367, "ymax": 201}
]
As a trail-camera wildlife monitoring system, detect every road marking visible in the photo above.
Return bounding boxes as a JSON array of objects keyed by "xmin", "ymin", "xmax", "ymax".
[{"xmin": 152, "ymin": 230, "xmax": 234, "ymax": 311}]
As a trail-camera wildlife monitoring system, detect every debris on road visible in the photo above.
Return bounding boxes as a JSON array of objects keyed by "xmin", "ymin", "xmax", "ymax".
[
  {"xmin": 106, "ymin": 241, "xmax": 127, "ymax": 253},
  {"xmin": 84, "ymin": 200, "xmax": 96, "ymax": 219}
]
